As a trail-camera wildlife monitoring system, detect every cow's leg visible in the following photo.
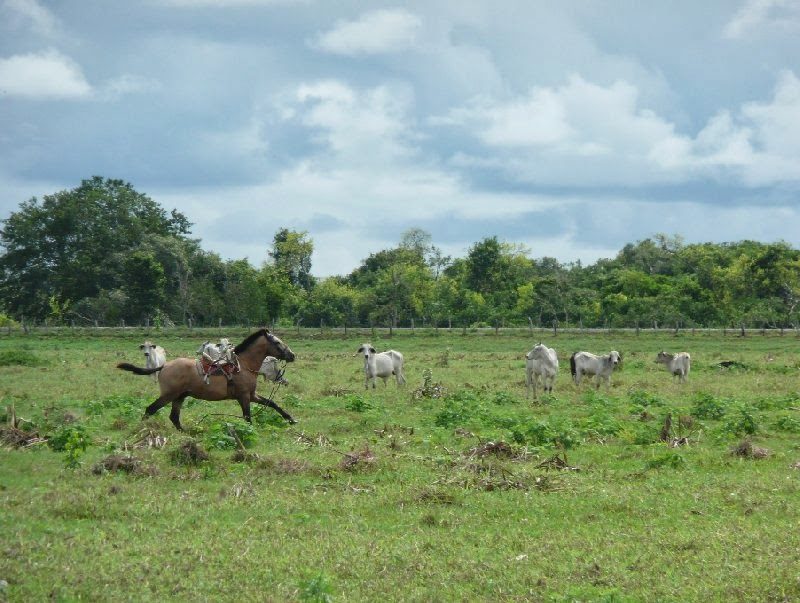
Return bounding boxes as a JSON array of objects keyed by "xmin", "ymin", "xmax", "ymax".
[
  {"xmin": 254, "ymin": 394, "xmax": 295, "ymax": 424},
  {"xmin": 169, "ymin": 394, "xmax": 188, "ymax": 431}
]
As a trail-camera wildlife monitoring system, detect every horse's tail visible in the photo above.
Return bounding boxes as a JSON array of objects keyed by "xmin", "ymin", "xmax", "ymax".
[
  {"xmin": 569, "ymin": 353, "xmax": 577, "ymax": 377},
  {"xmin": 117, "ymin": 362, "xmax": 162, "ymax": 376}
]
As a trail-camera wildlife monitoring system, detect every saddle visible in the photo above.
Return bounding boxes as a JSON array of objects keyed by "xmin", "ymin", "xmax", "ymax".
[{"xmin": 196, "ymin": 339, "xmax": 241, "ymax": 384}]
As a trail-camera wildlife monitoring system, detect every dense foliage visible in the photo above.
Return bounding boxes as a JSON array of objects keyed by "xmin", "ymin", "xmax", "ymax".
[{"xmin": 2, "ymin": 178, "xmax": 799, "ymax": 328}]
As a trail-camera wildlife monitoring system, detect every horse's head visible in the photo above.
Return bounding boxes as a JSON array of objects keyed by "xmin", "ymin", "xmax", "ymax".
[{"xmin": 264, "ymin": 330, "xmax": 295, "ymax": 362}]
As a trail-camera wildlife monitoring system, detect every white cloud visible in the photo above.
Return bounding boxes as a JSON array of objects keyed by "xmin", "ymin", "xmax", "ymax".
[
  {"xmin": 98, "ymin": 74, "xmax": 161, "ymax": 100},
  {"xmin": 313, "ymin": 8, "xmax": 422, "ymax": 55},
  {"xmin": 0, "ymin": 49, "xmax": 91, "ymax": 99},
  {"xmin": 155, "ymin": 0, "xmax": 303, "ymax": 6},
  {"xmin": 723, "ymin": 0, "xmax": 800, "ymax": 39},
  {"xmin": 438, "ymin": 71, "xmax": 800, "ymax": 187},
  {"xmin": 2, "ymin": 0, "xmax": 59, "ymax": 37},
  {"xmin": 291, "ymin": 80, "xmax": 417, "ymax": 164}
]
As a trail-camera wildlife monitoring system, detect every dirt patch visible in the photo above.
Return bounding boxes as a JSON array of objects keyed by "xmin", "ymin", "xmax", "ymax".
[
  {"xmin": 731, "ymin": 439, "xmax": 770, "ymax": 459},
  {"xmin": 92, "ymin": 454, "xmax": 158, "ymax": 477},
  {"xmin": 339, "ymin": 446, "xmax": 377, "ymax": 472},
  {"xmin": 254, "ymin": 455, "xmax": 312, "ymax": 474}
]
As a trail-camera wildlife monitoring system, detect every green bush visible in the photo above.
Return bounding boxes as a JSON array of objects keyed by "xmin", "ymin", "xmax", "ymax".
[
  {"xmin": 434, "ymin": 391, "xmax": 484, "ymax": 428},
  {"xmin": 344, "ymin": 395, "xmax": 372, "ymax": 413},
  {"xmin": 720, "ymin": 405, "xmax": 760, "ymax": 437},
  {"xmin": 583, "ymin": 412, "xmax": 623, "ymax": 438},
  {"xmin": 773, "ymin": 414, "xmax": 800, "ymax": 433},
  {"xmin": 0, "ymin": 350, "xmax": 43, "ymax": 367},
  {"xmin": 48, "ymin": 424, "xmax": 90, "ymax": 452},
  {"xmin": 691, "ymin": 392, "xmax": 727, "ymax": 420},
  {"xmin": 205, "ymin": 421, "xmax": 257, "ymax": 450},
  {"xmin": 645, "ymin": 452, "xmax": 687, "ymax": 470}
]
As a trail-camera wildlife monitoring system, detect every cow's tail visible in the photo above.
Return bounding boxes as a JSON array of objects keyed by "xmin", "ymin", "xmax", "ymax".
[
  {"xmin": 569, "ymin": 353, "xmax": 577, "ymax": 377},
  {"xmin": 117, "ymin": 363, "xmax": 162, "ymax": 376}
]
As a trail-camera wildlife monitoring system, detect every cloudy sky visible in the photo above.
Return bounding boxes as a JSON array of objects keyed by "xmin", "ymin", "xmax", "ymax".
[{"xmin": 1, "ymin": 0, "xmax": 799, "ymax": 276}]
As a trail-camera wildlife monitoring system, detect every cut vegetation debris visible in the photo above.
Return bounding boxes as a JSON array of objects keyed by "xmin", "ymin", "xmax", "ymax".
[
  {"xmin": 0, "ymin": 426, "xmax": 46, "ymax": 449},
  {"xmin": 731, "ymin": 439, "xmax": 770, "ymax": 459}
]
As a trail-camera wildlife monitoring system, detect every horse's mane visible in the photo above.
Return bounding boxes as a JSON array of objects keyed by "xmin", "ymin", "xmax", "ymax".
[{"xmin": 235, "ymin": 329, "xmax": 268, "ymax": 354}]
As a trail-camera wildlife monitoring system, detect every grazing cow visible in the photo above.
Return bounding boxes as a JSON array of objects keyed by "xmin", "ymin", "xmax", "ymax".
[
  {"xmin": 354, "ymin": 343, "xmax": 406, "ymax": 389},
  {"xmin": 525, "ymin": 343, "xmax": 559, "ymax": 398},
  {"xmin": 259, "ymin": 356, "xmax": 288, "ymax": 385},
  {"xmin": 655, "ymin": 351, "xmax": 691, "ymax": 383},
  {"xmin": 570, "ymin": 350, "xmax": 622, "ymax": 388},
  {"xmin": 139, "ymin": 341, "xmax": 166, "ymax": 382}
]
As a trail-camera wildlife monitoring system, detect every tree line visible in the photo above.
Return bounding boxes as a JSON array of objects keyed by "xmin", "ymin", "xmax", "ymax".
[{"xmin": 1, "ymin": 177, "xmax": 799, "ymax": 330}]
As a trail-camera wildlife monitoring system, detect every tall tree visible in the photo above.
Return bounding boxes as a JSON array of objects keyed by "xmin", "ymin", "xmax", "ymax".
[
  {"xmin": 269, "ymin": 228, "xmax": 314, "ymax": 290},
  {"xmin": 0, "ymin": 176, "xmax": 190, "ymax": 320}
]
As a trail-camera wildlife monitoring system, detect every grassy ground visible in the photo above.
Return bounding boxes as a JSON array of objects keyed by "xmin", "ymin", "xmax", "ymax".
[{"xmin": 1, "ymin": 329, "xmax": 800, "ymax": 602}]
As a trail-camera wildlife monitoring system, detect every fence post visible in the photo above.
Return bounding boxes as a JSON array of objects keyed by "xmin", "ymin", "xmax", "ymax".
[{"xmin": 528, "ymin": 316, "xmax": 534, "ymax": 335}]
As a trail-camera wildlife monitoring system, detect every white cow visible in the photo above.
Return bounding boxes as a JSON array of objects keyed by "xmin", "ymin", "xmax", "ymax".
[
  {"xmin": 525, "ymin": 343, "xmax": 559, "ymax": 398},
  {"xmin": 570, "ymin": 350, "xmax": 621, "ymax": 389},
  {"xmin": 258, "ymin": 356, "xmax": 288, "ymax": 385},
  {"xmin": 139, "ymin": 341, "xmax": 166, "ymax": 382},
  {"xmin": 655, "ymin": 351, "xmax": 691, "ymax": 383},
  {"xmin": 355, "ymin": 343, "xmax": 406, "ymax": 389}
]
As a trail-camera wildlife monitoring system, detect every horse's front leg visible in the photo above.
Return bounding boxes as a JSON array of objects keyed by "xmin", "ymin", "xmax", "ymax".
[
  {"xmin": 254, "ymin": 394, "xmax": 296, "ymax": 424},
  {"xmin": 237, "ymin": 396, "xmax": 252, "ymax": 424}
]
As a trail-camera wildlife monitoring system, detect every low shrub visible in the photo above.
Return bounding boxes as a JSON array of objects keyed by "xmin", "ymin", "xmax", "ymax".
[
  {"xmin": 691, "ymin": 392, "xmax": 727, "ymax": 420},
  {"xmin": 0, "ymin": 350, "xmax": 43, "ymax": 367},
  {"xmin": 205, "ymin": 421, "xmax": 257, "ymax": 450}
]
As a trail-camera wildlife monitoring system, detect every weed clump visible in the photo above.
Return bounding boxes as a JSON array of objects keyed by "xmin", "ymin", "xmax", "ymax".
[
  {"xmin": 169, "ymin": 439, "xmax": 210, "ymax": 465},
  {"xmin": 412, "ymin": 368, "xmax": 447, "ymax": 400}
]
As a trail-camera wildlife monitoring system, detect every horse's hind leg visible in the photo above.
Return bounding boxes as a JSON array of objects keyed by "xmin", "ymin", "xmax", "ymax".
[
  {"xmin": 144, "ymin": 396, "xmax": 172, "ymax": 420},
  {"xmin": 169, "ymin": 394, "xmax": 188, "ymax": 431}
]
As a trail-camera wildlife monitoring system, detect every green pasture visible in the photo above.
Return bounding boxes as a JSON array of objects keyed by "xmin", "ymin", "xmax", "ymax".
[{"xmin": 1, "ymin": 329, "xmax": 800, "ymax": 602}]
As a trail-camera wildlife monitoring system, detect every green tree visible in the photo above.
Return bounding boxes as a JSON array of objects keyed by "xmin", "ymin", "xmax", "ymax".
[
  {"xmin": 122, "ymin": 251, "xmax": 166, "ymax": 323},
  {"xmin": 269, "ymin": 228, "xmax": 314, "ymax": 290},
  {"xmin": 0, "ymin": 177, "xmax": 190, "ymax": 320}
]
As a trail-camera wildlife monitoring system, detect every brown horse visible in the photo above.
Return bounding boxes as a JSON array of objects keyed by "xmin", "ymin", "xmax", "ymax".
[{"xmin": 117, "ymin": 329, "xmax": 296, "ymax": 430}]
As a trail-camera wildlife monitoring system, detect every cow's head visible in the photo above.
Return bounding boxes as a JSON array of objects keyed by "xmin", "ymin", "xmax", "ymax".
[
  {"xmin": 609, "ymin": 351, "xmax": 621, "ymax": 366},
  {"xmin": 355, "ymin": 343, "xmax": 376, "ymax": 358},
  {"xmin": 140, "ymin": 341, "xmax": 156, "ymax": 357}
]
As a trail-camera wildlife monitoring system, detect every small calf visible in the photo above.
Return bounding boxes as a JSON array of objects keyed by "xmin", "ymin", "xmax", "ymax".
[
  {"xmin": 139, "ymin": 341, "xmax": 166, "ymax": 382},
  {"xmin": 655, "ymin": 351, "xmax": 691, "ymax": 383},
  {"xmin": 525, "ymin": 343, "xmax": 559, "ymax": 398},
  {"xmin": 355, "ymin": 343, "xmax": 406, "ymax": 389}
]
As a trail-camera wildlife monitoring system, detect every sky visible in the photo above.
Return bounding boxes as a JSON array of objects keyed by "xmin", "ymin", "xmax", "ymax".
[{"xmin": 1, "ymin": 0, "xmax": 799, "ymax": 276}]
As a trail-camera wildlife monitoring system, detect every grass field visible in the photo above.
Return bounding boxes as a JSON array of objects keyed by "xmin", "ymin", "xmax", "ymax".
[{"xmin": 1, "ymin": 328, "xmax": 800, "ymax": 602}]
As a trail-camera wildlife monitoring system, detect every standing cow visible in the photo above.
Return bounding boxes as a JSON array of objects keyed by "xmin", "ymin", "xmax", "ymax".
[
  {"xmin": 525, "ymin": 343, "xmax": 559, "ymax": 399},
  {"xmin": 570, "ymin": 350, "xmax": 621, "ymax": 389},
  {"xmin": 655, "ymin": 351, "xmax": 691, "ymax": 383},
  {"xmin": 139, "ymin": 341, "xmax": 166, "ymax": 382},
  {"xmin": 355, "ymin": 343, "xmax": 406, "ymax": 389}
]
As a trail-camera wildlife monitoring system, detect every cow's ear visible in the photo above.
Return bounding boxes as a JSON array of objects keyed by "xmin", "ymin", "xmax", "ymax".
[
  {"xmin": 370, "ymin": 346, "xmax": 377, "ymax": 354},
  {"xmin": 139, "ymin": 344, "xmax": 144, "ymax": 349}
]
